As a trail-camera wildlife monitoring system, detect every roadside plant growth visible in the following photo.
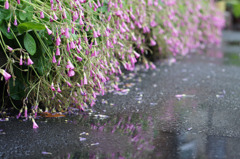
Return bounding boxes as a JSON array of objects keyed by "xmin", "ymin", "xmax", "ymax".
[{"xmin": 0, "ymin": 0, "xmax": 224, "ymax": 127}]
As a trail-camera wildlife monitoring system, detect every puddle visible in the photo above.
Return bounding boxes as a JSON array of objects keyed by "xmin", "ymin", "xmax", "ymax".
[{"xmin": 22, "ymin": 94, "xmax": 226, "ymax": 159}]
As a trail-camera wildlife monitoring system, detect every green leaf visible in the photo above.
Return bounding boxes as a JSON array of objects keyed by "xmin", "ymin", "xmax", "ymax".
[
  {"xmin": 24, "ymin": 33, "xmax": 36, "ymax": 55},
  {"xmin": 17, "ymin": 4, "xmax": 33, "ymax": 21},
  {"xmin": 0, "ymin": 8, "xmax": 12, "ymax": 21},
  {"xmin": 18, "ymin": 22, "xmax": 45, "ymax": 34},
  {"xmin": 97, "ymin": 5, "xmax": 108, "ymax": 13},
  {"xmin": 9, "ymin": 78, "xmax": 25, "ymax": 100},
  {"xmin": 25, "ymin": 6, "xmax": 34, "ymax": 21},
  {"xmin": 19, "ymin": 10, "xmax": 27, "ymax": 21},
  {"xmin": 33, "ymin": 56, "xmax": 51, "ymax": 76}
]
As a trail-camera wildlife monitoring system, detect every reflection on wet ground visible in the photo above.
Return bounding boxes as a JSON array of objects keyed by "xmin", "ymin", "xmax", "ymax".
[{"xmin": 1, "ymin": 31, "xmax": 240, "ymax": 159}]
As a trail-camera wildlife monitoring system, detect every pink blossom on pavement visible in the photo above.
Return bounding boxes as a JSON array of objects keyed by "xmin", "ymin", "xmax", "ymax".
[{"xmin": 32, "ymin": 118, "xmax": 39, "ymax": 129}]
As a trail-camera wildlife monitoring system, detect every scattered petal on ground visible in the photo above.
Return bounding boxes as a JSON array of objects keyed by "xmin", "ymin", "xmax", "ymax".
[
  {"xmin": 42, "ymin": 151, "xmax": 52, "ymax": 155},
  {"xmin": 79, "ymin": 137, "xmax": 86, "ymax": 141},
  {"xmin": 79, "ymin": 132, "xmax": 86, "ymax": 135},
  {"xmin": 216, "ymin": 94, "xmax": 224, "ymax": 98},
  {"xmin": 94, "ymin": 114, "xmax": 109, "ymax": 120},
  {"xmin": 0, "ymin": 118, "xmax": 9, "ymax": 121},
  {"xmin": 91, "ymin": 142, "xmax": 99, "ymax": 146},
  {"xmin": 150, "ymin": 103, "xmax": 158, "ymax": 106}
]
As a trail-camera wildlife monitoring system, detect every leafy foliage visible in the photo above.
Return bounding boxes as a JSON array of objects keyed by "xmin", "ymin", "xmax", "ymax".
[
  {"xmin": 24, "ymin": 33, "xmax": 36, "ymax": 55},
  {"xmin": 0, "ymin": 0, "xmax": 224, "ymax": 123}
]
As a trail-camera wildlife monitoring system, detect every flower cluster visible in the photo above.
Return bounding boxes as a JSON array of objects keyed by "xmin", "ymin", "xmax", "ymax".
[{"xmin": 0, "ymin": 0, "xmax": 224, "ymax": 126}]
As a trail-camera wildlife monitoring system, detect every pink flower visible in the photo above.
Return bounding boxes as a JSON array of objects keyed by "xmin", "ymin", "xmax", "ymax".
[
  {"xmin": 76, "ymin": 47, "xmax": 81, "ymax": 53},
  {"xmin": 7, "ymin": 24, "xmax": 10, "ymax": 33},
  {"xmin": 132, "ymin": 34, "xmax": 137, "ymax": 41},
  {"xmin": 45, "ymin": 25, "xmax": 52, "ymax": 35},
  {"xmin": 65, "ymin": 28, "xmax": 70, "ymax": 38},
  {"xmin": 130, "ymin": 22, "xmax": 135, "ymax": 29},
  {"xmin": 89, "ymin": 1, "xmax": 92, "ymax": 7},
  {"xmin": 75, "ymin": 55, "xmax": 83, "ymax": 62},
  {"xmin": 97, "ymin": 0, "xmax": 101, "ymax": 7},
  {"xmin": 79, "ymin": 17, "xmax": 84, "ymax": 25},
  {"xmin": 0, "ymin": 69, "xmax": 11, "ymax": 81},
  {"xmin": 94, "ymin": 39, "xmax": 98, "ymax": 46},
  {"xmin": 130, "ymin": 13, "xmax": 136, "ymax": 20},
  {"xmin": 16, "ymin": 109, "xmax": 22, "ymax": 119},
  {"xmin": 27, "ymin": 56, "xmax": 34, "ymax": 65},
  {"xmin": 134, "ymin": 52, "xmax": 140, "ymax": 58},
  {"xmin": 66, "ymin": 81, "xmax": 72, "ymax": 87},
  {"xmin": 72, "ymin": 11, "xmax": 79, "ymax": 21},
  {"xmin": 14, "ymin": 18, "xmax": 18, "ymax": 26},
  {"xmin": 93, "ymin": 1, "xmax": 98, "ymax": 8},
  {"xmin": 52, "ymin": 55, "xmax": 56, "ymax": 63},
  {"xmin": 98, "ymin": 30, "xmax": 101, "ymax": 36},
  {"xmin": 108, "ymin": 15, "xmax": 112, "ymax": 21},
  {"xmin": 32, "ymin": 119, "xmax": 39, "ymax": 129},
  {"xmin": 51, "ymin": 82, "xmax": 55, "ymax": 91},
  {"xmin": 93, "ymin": 31, "xmax": 98, "ymax": 38},
  {"xmin": 67, "ymin": 42, "xmax": 70, "ymax": 52},
  {"xmin": 83, "ymin": 73, "xmax": 87, "ymax": 85},
  {"xmin": 62, "ymin": 9, "xmax": 67, "ymax": 19},
  {"xmin": 68, "ymin": 69, "xmax": 75, "ymax": 77},
  {"xmin": 105, "ymin": 30, "xmax": 110, "ymax": 37},
  {"xmin": 150, "ymin": 20, "xmax": 157, "ymax": 27},
  {"xmin": 150, "ymin": 39, "xmax": 156, "ymax": 46},
  {"xmin": 7, "ymin": 46, "xmax": 13, "ymax": 52},
  {"xmin": 148, "ymin": 0, "xmax": 153, "ymax": 6},
  {"xmin": 56, "ymin": 47, "xmax": 60, "ymax": 56},
  {"xmin": 56, "ymin": 36, "xmax": 61, "ymax": 46},
  {"xmin": 57, "ymin": 85, "xmax": 62, "ymax": 93},
  {"xmin": 17, "ymin": 0, "xmax": 20, "ymax": 4},
  {"xmin": 4, "ymin": 0, "xmax": 9, "ymax": 9},
  {"xmin": 120, "ymin": 26, "xmax": 126, "ymax": 33},
  {"xmin": 57, "ymin": 57, "xmax": 61, "ymax": 66},
  {"xmin": 19, "ymin": 55, "xmax": 23, "ymax": 65},
  {"xmin": 66, "ymin": 60, "xmax": 75, "ymax": 69},
  {"xmin": 60, "ymin": 27, "xmax": 65, "ymax": 35},
  {"xmin": 150, "ymin": 63, "xmax": 156, "ymax": 69},
  {"xmin": 58, "ymin": 2, "xmax": 62, "ymax": 10},
  {"xmin": 70, "ymin": 41, "xmax": 75, "ymax": 49},
  {"xmin": 40, "ymin": 11, "xmax": 44, "ymax": 18},
  {"xmin": 24, "ymin": 106, "xmax": 28, "ymax": 118}
]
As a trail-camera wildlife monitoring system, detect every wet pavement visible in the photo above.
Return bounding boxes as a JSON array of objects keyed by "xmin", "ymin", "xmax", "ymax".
[{"xmin": 1, "ymin": 31, "xmax": 240, "ymax": 159}]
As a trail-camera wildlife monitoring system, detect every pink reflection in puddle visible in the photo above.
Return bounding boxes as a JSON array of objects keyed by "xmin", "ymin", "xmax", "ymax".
[{"xmin": 205, "ymin": 47, "xmax": 223, "ymax": 59}]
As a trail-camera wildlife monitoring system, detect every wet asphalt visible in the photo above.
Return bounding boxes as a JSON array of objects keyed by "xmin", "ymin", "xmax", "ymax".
[{"xmin": 1, "ymin": 31, "xmax": 240, "ymax": 159}]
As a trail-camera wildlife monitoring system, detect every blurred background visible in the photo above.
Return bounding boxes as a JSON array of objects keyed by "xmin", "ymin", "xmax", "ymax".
[{"xmin": 216, "ymin": 0, "xmax": 240, "ymax": 30}]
